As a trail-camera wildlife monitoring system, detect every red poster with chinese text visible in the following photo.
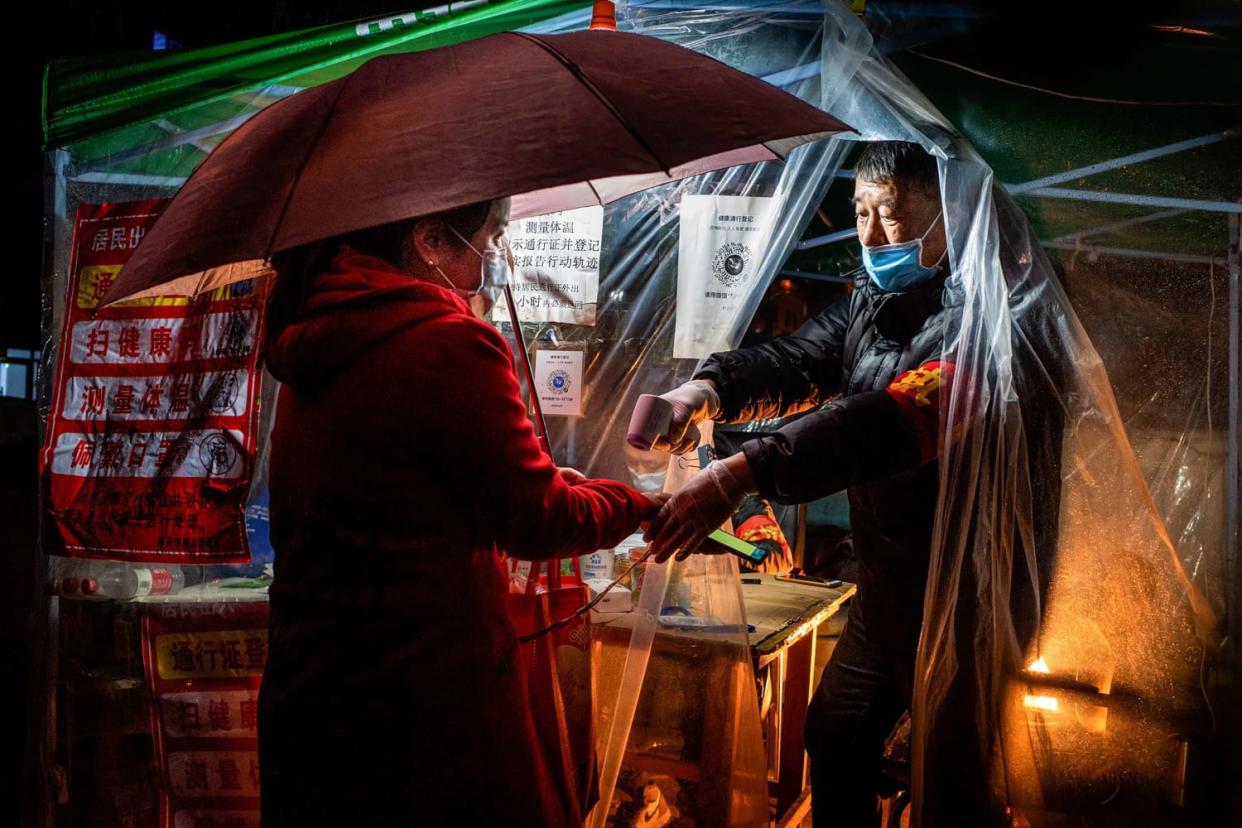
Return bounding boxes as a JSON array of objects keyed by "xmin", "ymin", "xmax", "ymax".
[
  {"xmin": 142, "ymin": 601, "xmax": 268, "ymax": 828},
  {"xmin": 40, "ymin": 200, "xmax": 269, "ymax": 563}
]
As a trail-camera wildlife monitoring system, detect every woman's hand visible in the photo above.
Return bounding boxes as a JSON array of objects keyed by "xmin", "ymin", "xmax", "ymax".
[
  {"xmin": 644, "ymin": 454, "xmax": 755, "ymax": 563},
  {"xmin": 557, "ymin": 466, "xmax": 589, "ymax": 486},
  {"xmin": 640, "ymin": 492, "xmax": 672, "ymax": 525}
]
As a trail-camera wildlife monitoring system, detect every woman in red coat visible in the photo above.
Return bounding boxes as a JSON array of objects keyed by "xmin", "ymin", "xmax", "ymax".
[{"xmin": 258, "ymin": 198, "xmax": 659, "ymax": 827}]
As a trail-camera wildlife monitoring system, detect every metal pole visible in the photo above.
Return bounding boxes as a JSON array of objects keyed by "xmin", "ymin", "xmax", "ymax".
[
  {"xmin": 1006, "ymin": 127, "xmax": 1240, "ymax": 195},
  {"xmin": 1040, "ymin": 241, "xmax": 1222, "ymax": 266},
  {"xmin": 778, "ymin": 268, "xmax": 854, "ymax": 284},
  {"xmin": 1018, "ymin": 187, "xmax": 1242, "ymax": 215},
  {"xmin": 796, "ymin": 227, "xmax": 859, "ymax": 250},
  {"xmin": 502, "ymin": 281, "xmax": 552, "ymax": 458},
  {"xmin": 1048, "ymin": 208, "xmax": 1187, "ymax": 245},
  {"xmin": 68, "ymin": 172, "xmax": 190, "ymax": 189},
  {"xmin": 1228, "ymin": 210, "xmax": 1240, "ymax": 665}
]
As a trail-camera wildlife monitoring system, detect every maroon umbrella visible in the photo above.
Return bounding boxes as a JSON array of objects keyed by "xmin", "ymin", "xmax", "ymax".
[{"xmin": 102, "ymin": 29, "xmax": 850, "ymax": 304}]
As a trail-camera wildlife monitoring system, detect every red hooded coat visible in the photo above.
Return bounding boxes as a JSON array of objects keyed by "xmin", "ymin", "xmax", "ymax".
[{"xmin": 258, "ymin": 251, "xmax": 648, "ymax": 826}]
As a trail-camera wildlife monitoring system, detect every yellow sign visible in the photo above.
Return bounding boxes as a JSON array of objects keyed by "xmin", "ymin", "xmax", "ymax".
[
  {"xmin": 77, "ymin": 265, "xmax": 189, "ymax": 310},
  {"xmin": 76, "ymin": 265, "xmax": 236, "ymax": 310},
  {"xmin": 155, "ymin": 630, "xmax": 268, "ymax": 679}
]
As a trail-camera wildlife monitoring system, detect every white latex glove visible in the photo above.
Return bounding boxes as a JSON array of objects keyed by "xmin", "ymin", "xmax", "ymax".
[
  {"xmin": 643, "ymin": 459, "xmax": 748, "ymax": 562},
  {"xmin": 650, "ymin": 379, "xmax": 721, "ymax": 455}
]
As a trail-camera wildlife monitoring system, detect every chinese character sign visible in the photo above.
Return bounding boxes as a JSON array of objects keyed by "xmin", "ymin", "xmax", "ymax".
[
  {"xmin": 143, "ymin": 602, "xmax": 268, "ymax": 828},
  {"xmin": 493, "ymin": 205, "xmax": 603, "ymax": 325},
  {"xmin": 533, "ymin": 349, "xmax": 584, "ymax": 417},
  {"xmin": 673, "ymin": 195, "xmax": 780, "ymax": 360},
  {"xmin": 39, "ymin": 201, "xmax": 269, "ymax": 563}
]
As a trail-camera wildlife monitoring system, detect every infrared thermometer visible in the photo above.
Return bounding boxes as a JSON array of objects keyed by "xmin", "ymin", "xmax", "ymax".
[{"xmin": 627, "ymin": 394, "xmax": 700, "ymax": 451}]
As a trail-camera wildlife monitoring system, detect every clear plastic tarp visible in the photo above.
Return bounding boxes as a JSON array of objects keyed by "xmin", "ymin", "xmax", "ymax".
[{"xmin": 587, "ymin": 1, "xmax": 1226, "ymax": 825}]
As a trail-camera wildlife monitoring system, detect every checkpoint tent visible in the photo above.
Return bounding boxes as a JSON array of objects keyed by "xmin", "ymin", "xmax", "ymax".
[{"xmin": 35, "ymin": 1, "xmax": 1236, "ymax": 826}]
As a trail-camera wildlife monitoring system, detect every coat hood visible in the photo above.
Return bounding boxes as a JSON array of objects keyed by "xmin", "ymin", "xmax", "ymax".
[{"xmin": 265, "ymin": 249, "xmax": 469, "ymax": 391}]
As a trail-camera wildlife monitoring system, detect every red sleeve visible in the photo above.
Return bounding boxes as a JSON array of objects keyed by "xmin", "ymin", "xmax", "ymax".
[
  {"xmin": 884, "ymin": 360, "xmax": 957, "ymax": 464},
  {"xmin": 414, "ymin": 314, "xmax": 648, "ymax": 561}
]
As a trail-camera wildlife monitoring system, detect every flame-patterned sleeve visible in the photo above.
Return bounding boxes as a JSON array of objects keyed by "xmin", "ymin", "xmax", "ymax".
[{"xmin": 739, "ymin": 359, "xmax": 965, "ymax": 504}]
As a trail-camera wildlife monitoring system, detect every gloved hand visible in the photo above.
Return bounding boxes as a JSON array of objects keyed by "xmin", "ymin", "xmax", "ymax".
[
  {"xmin": 644, "ymin": 459, "xmax": 749, "ymax": 563},
  {"xmin": 650, "ymin": 380, "xmax": 721, "ymax": 455}
]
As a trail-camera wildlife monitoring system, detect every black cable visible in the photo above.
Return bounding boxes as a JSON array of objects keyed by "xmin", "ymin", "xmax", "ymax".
[{"xmin": 518, "ymin": 549, "xmax": 653, "ymax": 643}]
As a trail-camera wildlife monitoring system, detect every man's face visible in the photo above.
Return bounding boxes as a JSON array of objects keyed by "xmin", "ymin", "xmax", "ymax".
[{"xmin": 853, "ymin": 176, "xmax": 946, "ymax": 269}]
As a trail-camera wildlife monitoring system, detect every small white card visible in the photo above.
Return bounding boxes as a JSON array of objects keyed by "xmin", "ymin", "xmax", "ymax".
[{"xmin": 533, "ymin": 349, "xmax": 584, "ymax": 417}]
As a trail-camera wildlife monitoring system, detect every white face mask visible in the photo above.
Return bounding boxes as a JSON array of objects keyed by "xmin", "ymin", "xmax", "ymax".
[
  {"xmin": 435, "ymin": 225, "xmax": 511, "ymax": 307},
  {"xmin": 628, "ymin": 469, "xmax": 667, "ymax": 493}
]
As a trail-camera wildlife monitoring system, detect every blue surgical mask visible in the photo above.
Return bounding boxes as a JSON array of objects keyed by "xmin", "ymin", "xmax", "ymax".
[{"xmin": 861, "ymin": 212, "xmax": 944, "ymax": 292}]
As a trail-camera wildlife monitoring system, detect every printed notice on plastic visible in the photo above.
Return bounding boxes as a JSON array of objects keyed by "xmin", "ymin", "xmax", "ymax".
[
  {"xmin": 534, "ymin": 349, "xmax": 584, "ymax": 417},
  {"xmin": 38, "ymin": 200, "xmax": 270, "ymax": 563},
  {"xmin": 143, "ymin": 602, "xmax": 268, "ymax": 828},
  {"xmin": 494, "ymin": 206, "xmax": 602, "ymax": 326},
  {"xmin": 674, "ymin": 195, "xmax": 780, "ymax": 360}
]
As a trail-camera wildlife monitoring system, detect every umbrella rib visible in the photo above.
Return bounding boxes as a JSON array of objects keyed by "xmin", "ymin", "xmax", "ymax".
[
  {"xmin": 509, "ymin": 32, "xmax": 671, "ymax": 176},
  {"xmin": 262, "ymin": 75, "xmax": 356, "ymax": 260}
]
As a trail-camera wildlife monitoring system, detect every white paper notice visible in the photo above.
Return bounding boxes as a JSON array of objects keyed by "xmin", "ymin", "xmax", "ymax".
[
  {"xmin": 534, "ymin": 350, "xmax": 584, "ymax": 417},
  {"xmin": 495, "ymin": 206, "xmax": 603, "ymax": 326},
  {"xmin": 674, "ymin": 195, "xmax": 780, "ymax": 360}
]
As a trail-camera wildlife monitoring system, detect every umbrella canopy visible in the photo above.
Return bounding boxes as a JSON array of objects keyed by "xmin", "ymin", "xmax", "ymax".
[{"xmin": 103, "ymin": 28, "xmax": 850, "ymax": 305}]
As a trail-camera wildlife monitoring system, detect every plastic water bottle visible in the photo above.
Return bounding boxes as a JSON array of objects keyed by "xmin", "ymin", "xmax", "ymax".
[
  {"xmin": 49, "ymin": 562, "xmax": 189, "ymax": 600},
  {"xmin": 81, "ymin": 565, "xmax": 186, "ymax": 600}
]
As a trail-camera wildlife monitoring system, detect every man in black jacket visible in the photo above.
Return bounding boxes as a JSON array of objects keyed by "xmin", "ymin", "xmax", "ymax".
[{"xmin": 641, "ymin": 141, "xmax": 1061, "ymax": 825}]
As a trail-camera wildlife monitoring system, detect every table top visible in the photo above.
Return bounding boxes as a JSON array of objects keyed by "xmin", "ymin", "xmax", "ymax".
[
  {"xmin": 741, "ymin": 574, "xmax": 854, "ymax": 658},
  {"xmin": 592, "ymin": 573, "xmax": 854, "ymax": 659}
]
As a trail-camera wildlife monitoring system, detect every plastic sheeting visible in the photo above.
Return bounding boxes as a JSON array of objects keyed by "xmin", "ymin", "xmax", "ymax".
[
  {"xmin": 517, "ymin": 4, "xmax": 852, "ymax": 824},
  {"xmin": 572, "ymin": 1, "xmax": 1226, "ymax": 824}
]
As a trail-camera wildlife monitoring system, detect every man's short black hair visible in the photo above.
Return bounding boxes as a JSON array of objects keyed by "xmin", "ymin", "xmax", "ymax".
[{"xmin": 854, "ymin": 141, "xmax": 939, "ymax": 197}]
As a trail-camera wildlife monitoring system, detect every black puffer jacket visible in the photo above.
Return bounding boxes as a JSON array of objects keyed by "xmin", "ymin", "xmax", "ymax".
[{"xmin": 696, "ymin": 266, "xmax": 1062, "ymax": 648}]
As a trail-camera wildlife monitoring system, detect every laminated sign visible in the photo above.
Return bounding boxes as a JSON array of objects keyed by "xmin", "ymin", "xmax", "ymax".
[
  {"xmin": 39, "ymin": 200, "xmax": 269, "ymax": 563},
  {"xmin": 674, "ymin": 195, "xmax": 779, "ymax": 359},
  {"xmin": 534, "ymin": 349, "xmax": 584, "ymax": 416},
  {"xmin": 494, "ymin": 205, "xmax": 603, "ymax": 325},
  {"xmin": 143, "ymin": 601, "xmax": 268, "ymax": 828}
]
